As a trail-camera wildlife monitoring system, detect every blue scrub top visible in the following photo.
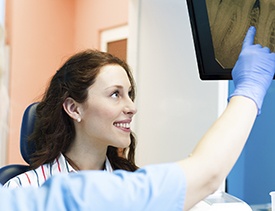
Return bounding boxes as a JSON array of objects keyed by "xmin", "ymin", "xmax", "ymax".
[{"xmin": 0, "ymin": 163, "xmax": 186, "ymax": 211}]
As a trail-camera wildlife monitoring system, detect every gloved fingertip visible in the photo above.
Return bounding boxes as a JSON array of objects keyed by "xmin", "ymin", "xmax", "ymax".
[
  {"xmin": 249, "ymin": 26, "xmax": 256, "ymax": 32},
  {"xmin": 242, "ymin": 26, "xmax": 256, "ymax": 49}
]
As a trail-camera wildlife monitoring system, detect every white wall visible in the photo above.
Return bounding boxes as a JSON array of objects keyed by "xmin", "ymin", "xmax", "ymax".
[
  {"xmin": 0, "ymin": 0, "xmax": 4, "ymax": 26},
  {"xmin": 0, "ymin": 0, "xmax": 8, "ymax": 166},
  {"xmin": 128, "ymin": 0, "xmax": 228, "ymax": 166}
]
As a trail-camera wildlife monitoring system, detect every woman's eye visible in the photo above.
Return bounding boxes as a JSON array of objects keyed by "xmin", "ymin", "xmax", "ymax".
[{"xmin": 111, "ymin": 91, "xmax": 120, "ymax": 98}]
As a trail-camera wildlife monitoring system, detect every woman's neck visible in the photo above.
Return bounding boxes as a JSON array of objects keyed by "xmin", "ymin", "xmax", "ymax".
[{"xmin": 64, "ymin": 142, "xmax": 107, "ymax": 171}]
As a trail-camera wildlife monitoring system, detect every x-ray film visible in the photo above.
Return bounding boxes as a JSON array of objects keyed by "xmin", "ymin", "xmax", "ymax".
[{"xmin": 186, "ymin": 0, "xmax": 275, "ymax": 80}]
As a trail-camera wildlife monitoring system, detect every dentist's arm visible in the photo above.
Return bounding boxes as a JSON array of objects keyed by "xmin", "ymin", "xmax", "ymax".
[{"xmin": 178, "ymin": 26, "xmax": 275, "ymax": 211}]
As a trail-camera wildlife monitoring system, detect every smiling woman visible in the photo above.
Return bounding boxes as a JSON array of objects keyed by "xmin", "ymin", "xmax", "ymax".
[
  {"xmin": 3, "ymin": 49, "xmax": 139, "ymax": 188},
  {"xmin": 5, "ymin": 0, "xmax": 129, "ymax": 167}
]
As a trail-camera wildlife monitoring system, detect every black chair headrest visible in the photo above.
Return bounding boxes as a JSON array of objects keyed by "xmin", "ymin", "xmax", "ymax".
[{"xmin": 20, "ymin": 102, "xmax": 38, "ymax": 164}]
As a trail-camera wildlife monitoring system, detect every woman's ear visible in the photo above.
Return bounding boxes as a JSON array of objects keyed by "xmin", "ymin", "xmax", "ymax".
[{"xmin": 63, "ymin": 97, "xmax": 81, "ymax": 121}]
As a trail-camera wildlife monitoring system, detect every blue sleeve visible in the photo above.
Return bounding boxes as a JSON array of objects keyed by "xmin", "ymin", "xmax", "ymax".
[{"xmin": 0, "ymin": 163, "xmax": 186, "ymax": 211}]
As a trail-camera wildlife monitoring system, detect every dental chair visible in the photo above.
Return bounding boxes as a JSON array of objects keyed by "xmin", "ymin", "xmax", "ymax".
[{"xmin": 0, "ymin": 102, "xmax": 38, "ymax": 185}]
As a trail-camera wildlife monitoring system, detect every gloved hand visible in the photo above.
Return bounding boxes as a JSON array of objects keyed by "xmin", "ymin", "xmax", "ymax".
[{"xmin": 229, "ymin": 26, "xmax": 275, "ymax": 115}]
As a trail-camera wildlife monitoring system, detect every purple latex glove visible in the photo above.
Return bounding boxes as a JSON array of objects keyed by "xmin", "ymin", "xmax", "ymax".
[{"xmin": 229, "ymin": 26, "xmax": 275, "ymax": 115}]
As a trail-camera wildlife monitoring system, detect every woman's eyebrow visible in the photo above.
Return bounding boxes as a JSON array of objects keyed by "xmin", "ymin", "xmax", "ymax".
[
  {"xmin": 105, "ymin": 85, "xmax": 132, "ymax": 91},
  {"xmin": 104, "ymin": 85, "xmax": 123, "ymax": 90}
]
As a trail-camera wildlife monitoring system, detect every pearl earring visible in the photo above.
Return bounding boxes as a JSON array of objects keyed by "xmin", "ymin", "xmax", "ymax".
[{"xmin": 77, "ymin": 117, "xmax": 81, "ymax": 123}]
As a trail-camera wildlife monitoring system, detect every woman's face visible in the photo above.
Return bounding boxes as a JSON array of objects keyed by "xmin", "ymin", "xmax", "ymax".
[{"xmin": 78, "ymin": 64, "xmax": 137, "ymax": 148}]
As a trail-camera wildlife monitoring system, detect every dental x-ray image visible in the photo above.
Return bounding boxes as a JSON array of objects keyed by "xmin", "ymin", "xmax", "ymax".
[{"xmin": 186, "ymin": 0, "xmax": 275, "ymax": 80}]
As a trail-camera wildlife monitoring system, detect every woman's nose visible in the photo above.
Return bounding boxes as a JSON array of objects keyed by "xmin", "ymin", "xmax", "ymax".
[{"xmin": 123, "ymin": 98, "xmax": 137, "ymax": 115}]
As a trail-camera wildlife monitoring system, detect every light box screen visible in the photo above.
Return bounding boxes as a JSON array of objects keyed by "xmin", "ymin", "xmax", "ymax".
[{"xmin": 186, "ymin": 0, "xmax": 275, "ymax": 80}]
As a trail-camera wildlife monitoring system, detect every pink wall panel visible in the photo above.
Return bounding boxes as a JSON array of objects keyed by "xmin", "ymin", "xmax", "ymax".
[{"xmin": 74, "ymin": 0, "xmax": 128, "ymax": 50}]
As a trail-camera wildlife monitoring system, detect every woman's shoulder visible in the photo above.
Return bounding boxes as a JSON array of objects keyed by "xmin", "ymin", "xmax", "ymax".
[
  {"xmin": 3, "ymin": 167, "xmax": 40, "ymax": 188},
  {"xmin": 3, "ymin": 154, "xmax": 72, "ymax": 188}
]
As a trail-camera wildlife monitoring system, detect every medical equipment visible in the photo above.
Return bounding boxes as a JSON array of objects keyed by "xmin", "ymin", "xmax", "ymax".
[{"xmin": 191, "ymin": 191, "xmax": 252, "ymax": 211}]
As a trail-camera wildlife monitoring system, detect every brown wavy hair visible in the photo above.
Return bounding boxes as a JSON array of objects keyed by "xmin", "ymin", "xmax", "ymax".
[{"xmin": 29, "ymin": 49, "xmax": 138, "ymax": 171}]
